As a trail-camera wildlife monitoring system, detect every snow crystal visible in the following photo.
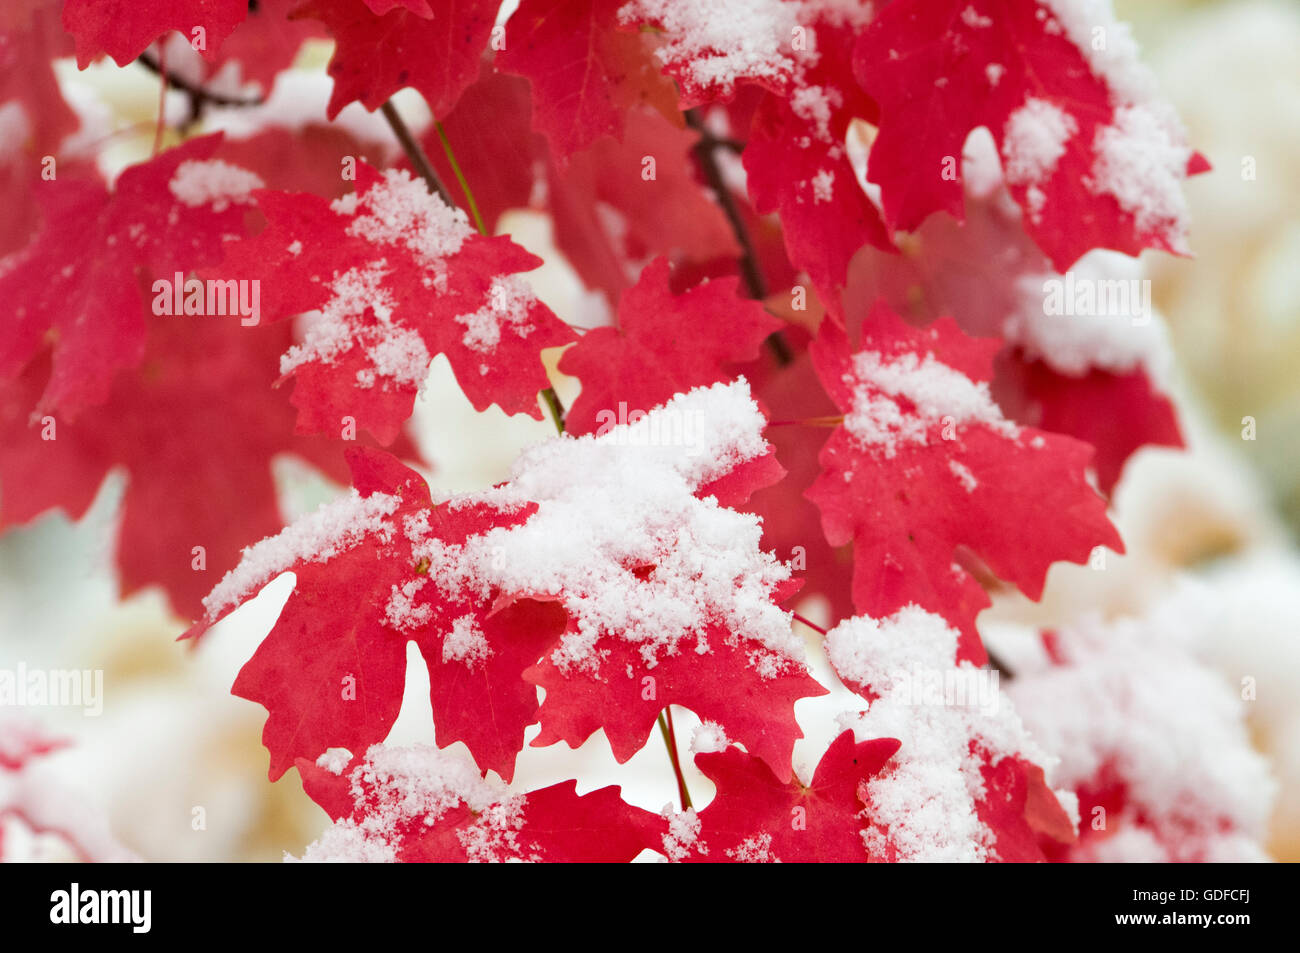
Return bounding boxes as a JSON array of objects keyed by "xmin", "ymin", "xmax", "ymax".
[
  {"xmin": 360, "ymin": 326, "xmax": 432, "ymax": 389},
  {"xmin": 315, "ymin": 748, "xmax": 354, "ymax": 776},
  {"xmin": 960, "ymin": 5, "xmax": 992, "ymax": 29},
  {"xmin": 790, "ymin": 86, "xmax": 842, "ymax": 142},
  {"xmin": 948, "ymin": 459, "xmax": 978, "ymax": 492},
  {"xmin": 201, "ymin": 490, "xmax": 399, "ymax": 622},
  {"xmin": 690, "ymin": 721, "xmax": 730, "ymax": 754},
  {"xmin": 843, "ymin": 349, "xmax": 1018, "ymax": 457},
  {"xmin": 333, "ymin": 168, "xmax": 473, "ymax": 267},
  {"xmin": 1001, "ymin": 97, "xmax": 1077, "ymax": 221},
  {"xmin": 1089, "ymin": 104, "xmax": 1192, "ymax": 250},
  {"xmin": 457, "ymin": 796, "xmax": 534, "ymax": 862},
  {"xmin": 620, "ymin": 0, "xmax": 808, "ymax": 97},
  {"xmin": 384, "ymin": 578, "xmax": 432, "ymax": 634},
  {"xmin": 281, "ymin": 264, "xmax": 396, "ymax": 373},
  {"xmin": 294, "ymin": 744, "xmax": 506, "ymax": 863},
  {"xmin": 828, "ymin": 607, "xmax": 1054, "ymax": 862},
  {"xmin": 281, "ymin": 263, "xmax": 432, "ymax": 392},
  {"xmin": 412, "ymin": 380, "xmax": 804, "ymax": 677},
  {"xmin": 454, "ymin": 275, "xmax": 537, "ymax": 353},
  {"xmin": 811, "ymin": 169, "xmax": 835, "ymax": 204},
  {"xmin": 727, "ymin": 831, "xmax": 780, "ymax": 862},
  {"xmin": 168, "ymin": 159, "xmax": 264, "ymax": 212},
  {"xmin": 660, "ymin": 806, "xmax": 706, "ymax": 861},
  {"xmin": 441, "ymin": 614, "xmax": 492, "ymax": 668}
]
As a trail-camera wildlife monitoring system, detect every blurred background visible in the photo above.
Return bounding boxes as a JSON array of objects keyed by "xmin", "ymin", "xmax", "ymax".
[{"xmin": 1, "ymin": 0, "xmax": 1298, "ymax": 861}]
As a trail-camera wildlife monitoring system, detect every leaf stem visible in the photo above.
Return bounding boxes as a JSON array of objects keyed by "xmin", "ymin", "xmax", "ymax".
[
  {"xmin": 792, "ymin": 612, "xmax": 829, "ymax": 636},
  {"xmin": 433, "ymin": 120, "xmax": 488, "ymax": 237},
  {"xmin": 380, "ymin": 100, "xmax": 455, "ymax": 208},
  {"xmin": 765, "ymin": 415, "xmax": 845, "ymax": 429},
  {"xmin": 540, "ymin": 386, "xmax": 566, "ymax": 434},
  {"xmin": 151, "ymin": 45, "xmax": 168, "ymax": 157},
  {"xmin": 657, "ymin": 707, "xmax": 692, "ymax": 811}
]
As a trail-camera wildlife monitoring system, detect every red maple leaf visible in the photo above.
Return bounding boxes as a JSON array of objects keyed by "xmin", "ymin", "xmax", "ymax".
[
  {"xmin": 526, "ymin": 626, "xmax": 826, "ymax": 786},
  {"xmin": 669, "ymin": 731, "xmax": 900, "ymax": 862},
  {"xmin": 181, "ymin": 0, "xmax": 325, "ymax": 92},
  {"xmin": 294, "ymin": 0, "xmax": 497, "ymax": 118},
  {"xmin": 0, "ymin": 312, "xmax": 420, "ymax": 621},
  {"xmin": 547, "ymin": 107, "xmax": 739, "ymax": 303},
  {"xmin": 1, "ymin": 2, "xmax": 78, "ymax": 156},
  {"xmin": 806, "ymin": 301, "xmax": 1122, "ymax": 656},
  {"xmin": 855, "ymin": 0, "xmax": 1205, "ymax": 270},
  {"xmin": 840, "ymin": 157, "xmax": 1184, "ymax": 493},
  {"xmin": 498, "ymin": 0, "xmax": 679, "ymax": 160},
  {"xmin": 743, "ymin": 15, "xmax": 892, "ymax": 296},
  {"xmin": 558, "ymin": 257, "xmax": 779, "ymax": 435},
  {"xmin": 994, "ymin": 352, "xmax": 1182, "ymax": 495},
  {"xmin": 212, "ymin": 159, "xmax": 575, "ymax": 443},
  {"xmin": 0, "ymin": 134, "xmax": 259, "ymax": 417},
  {"xmin": 189, "ymin": 447, "xmax": 553, "ymax": 782},
  {"xmin": 63, "ymin": 0, "xmax": 248, "ymax": 67},
  {"xmin": 297, "ymin": 746, "xmax": 662, "ymax": 861}
]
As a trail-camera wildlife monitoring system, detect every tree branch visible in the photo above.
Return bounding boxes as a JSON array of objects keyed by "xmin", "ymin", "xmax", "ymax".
[
  {"xmin": 136, "ymin": 50, "xmax": 264, "ymax": 129},
  {"xmin": 684, "ymin": 108, "xmax": 793, "ymax": 366}
]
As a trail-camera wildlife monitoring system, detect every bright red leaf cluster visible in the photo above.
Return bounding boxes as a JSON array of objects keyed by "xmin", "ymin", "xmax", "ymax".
[{"xmin": 0, "ymin": 0, "xmax": 1223, "ymax": 863}]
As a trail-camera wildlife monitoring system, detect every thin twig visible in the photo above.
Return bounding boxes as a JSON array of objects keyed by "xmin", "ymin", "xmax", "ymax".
[
  {"xmin": 792, "ymin": 612, "xmax": 828, "ymax": 636},
  {"xmin": 684, "ymin": 108, "xmax": 793, "ymax": 366},
  {"xmin": 136, "ymin": 49, "xmax": 265, "ymax": 126},
  {"xmin": 657, "ymin": 708, "xmax": 692, "ymax": 811},
  {"xmin": 380, "ymin": 100, "xmax": 455, "ymax": 208}
]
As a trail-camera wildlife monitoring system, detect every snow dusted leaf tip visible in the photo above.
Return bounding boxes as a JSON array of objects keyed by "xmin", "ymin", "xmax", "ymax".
[
  {"xmin": 662, "ymin": 730, "xmax": 901, "ymax": 862},
  {"xmin": 213, "ymin": 160, "xmax": 575, "ymax": 443},
  {"xmin": 827, "ymin": 607, "xmax": 1076, "ymax": 861},
  {"xmin": 806, "ymin": 299, "xmax": 1122, "ymax": 658},
  {"xmin": 855, "ymin": 0, "xmax": 1204, "ymax": 270},
  {"xmin": 294, "ymin": 743, "xmax": 662, "ymax": 862}
]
